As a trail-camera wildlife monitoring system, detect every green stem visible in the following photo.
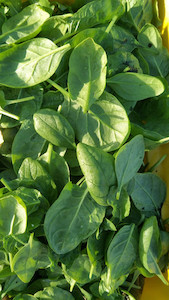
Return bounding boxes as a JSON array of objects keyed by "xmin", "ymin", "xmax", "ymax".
[
  {"xmin": 54, "ymin": 31, "xmax": 76, "ymax": 44},
  {"xmin": 1, "ymin": 178, "xmax": 12, "ymax": 191},
  {"xmin": 6, "ymin": 96, "xmax": 35, "ymax": 106},
  {"xmin": 76, "ymin": 176, "xmax": 85, "ymax": 186},
  {"xmin": 47, "ymin": 79, "xmax": 69, "ymax": 99},
  {"xmin": 0, "ymin": 108, "xmax": 19, "ymax": 120},
  {"xmin": 47, "ymin": 143, "xmax": 53, "ymax": 165}
]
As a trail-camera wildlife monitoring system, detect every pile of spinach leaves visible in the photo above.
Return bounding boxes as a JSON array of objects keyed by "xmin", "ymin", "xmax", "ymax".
[{"xmin": 0, "ymin": 0, "xmax": 169, "ymax": 299}]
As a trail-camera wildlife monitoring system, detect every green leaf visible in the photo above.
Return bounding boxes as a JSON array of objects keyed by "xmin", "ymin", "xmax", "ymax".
[
  {"xmin": 128, "ymin": 173, "xmax": 166, "ymax": 216},
  {"xmin": 12, "ymin": 234, "xmax": 42, "ymax": 283},
  {"xmin": 0, "ymin": 194, "xmax": 27, "ymax": 238},
  {"xmin": 66, "ymin": 254, "xmax": 101, "ymax": 284},
  {"xmin": 39, "ymin": 146, "xmax": 70, "ymax": 194},
  {"xmin": 33, "ymin": 108, "xmax": 75, "ymax": 149},
  {"xmin": 139, "ymin": 216, "xmax": 168, "ymax": 284},
  {"xmin": 12, "ymin": 120, "xmax": 45, "ymax": 173},
  {"xmin": 62, "ymin": 91, "xmax": 130, "ymax": 152},
  {"xmin": 35, "ymin": 287, "xmax": 74, "ymax": 300},
  {"xmin": 107, "ymin": 224, "xmax": 138, "ymax": 292},
  {"xmin": 107, "ymin": 73, "xmax": 165, "ymax": 101},
  {"xmin": 70, "ymin": 0, "xmax": 125, "ymax": 32},
  {"xmin": 68, "ymin": 38, "xmax": 107, "ymax": 113},
  {"xmin": 77, "ymin": 143, "xmax": 116, "ymax": 206},
  {"xmin": 44, "ymin": 182, "xmax": 105, "ymax": 254},
  {"xmin": 18, "ymin": 157, "xmax": 57, "ymax": 201},
  {"xmin": 0, "ymin": 4, "xmax": 50, "ymax": 45},
  {"xmin": 0, "ymin": 38, "xmax": 71, "ymax": 88},
  {"xmin": 115, "ymin": 135, "xmax": 145, "ymax": 192}
]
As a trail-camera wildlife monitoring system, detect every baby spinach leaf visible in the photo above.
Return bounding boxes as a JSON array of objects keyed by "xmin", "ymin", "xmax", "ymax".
[
  {"xmin": 128, "ymin": 173, "xmax": 166, "ymax": 217},
  {"xmin": 33, "ymin": 108, "xmax": 75, "ymax": 149},
  {"xmin": 44, "ymin": 182, "xmax": 105, "ymax": 254},
  {"xmin": 0, "ymin": 38, "xmax": 71, "ymax": 88},
  {"xmin": 108, "ymin": 187, "xmax": 131, "ymax": 221},
  {"xmin": 139, "ymin": 216, "xmax": 168, "ymax": 284},
  {"xmin": 34, "ymin": 286, "xmax": 74, "ymax": 300},
  {"xmin": 18, "ymin": 157, "xmax": 57, "ymax": 201},
  {"xmin": 109, "ymin": 25, "xmax": 137, "ymax": 53},
  {"xmin": 107, "ymin": 51, "xmax": 142, "ymax": 77},
  {"xmin": 68, "ymin": 38, "xmax": 107, "ymax": 113},
  {"xmin": 38, "ymin": 146, "xmax": 70, "ymax": 194},
  {"xmin": 0, "ymin": 4, "xmax": 50, "ymax": 45},
  {"xmin": 107, "ymin": 224, "xmax": 138, "ymax": 292},
  {"xmin": 12, "ymin": 120, "xmax": 45, "ymax": 173},
  {"xmin": 77, "ymin": 143, "xmax": 116, "ymax": 206},
  {"xmin": 12, "ymin": 234, "xmax": 42, "ymax": 283},
  {"xmin": 0, "ymin": 194, "xmax": 27, "ymax": 239},
  {"xmin": 87, "ymin": 231, "xmax": 106, "ymax": 265},
  {"xmin": 70, "ymin": 0, "xmax": 125, "ymax": 32},
  {"xmin": 62, "ymin": 91, "xmax": 130, "ymax": 152},
  {"xmin": 107, "ymin": 73, "xmax": 165, "ymax": 101},
  {"xmin": 66, "ymin": 254, "xmax": 101, "ymax": 284},
  {"xmin": 115, "ymin": 135, "xmax": 145, "ymax": 193}
]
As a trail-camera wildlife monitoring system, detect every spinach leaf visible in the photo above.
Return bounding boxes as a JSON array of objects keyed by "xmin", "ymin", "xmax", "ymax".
[
  {"xmin": 61, "ymin": 91, "xmax": 130, "ymax": 152},
  {"xmin": 12, "ymin": 120, "xmax": 45, "ymax": 173},
  {"xmin": 33, "ymin": 108, "xmax": 76, "ymax": 149},
  {"xmin": 107, "ymin": 224, "xmax": 138, "ymax": 293},
  {"xmin": 70, "ymin": 0, "xmax": 125, "ymax": 32},
  {"xmin": 0, "ymin": 194, "xmax": 27, "ymax": 239},
  {"xmin": 34, "ymin": 286, "xmax": 74, "ymax": 300},
  {"xmin": 77, "ymin": 143, "xmax": 116, "ymax": 206},
  {"xmin": 0, "ymin": 38, "xmax": 71, "ymax": 87},
  {"xmin": 12, "ymin": 234, "xmax": 42, "ymax": 283},
  {"xmin": 115, "ymin": 135, "xmax": 145, "ymax": 193},
  {"xmin": 68, "ymin": 38, "xmax": 107, "ymax": 113},
  {"xmin": 18, "ymin": 157, "xmax": 57, "ymax": 201},
  {"xmin": 139, "ymin": 216, "xmax": 168, "ymax": 284},
  {"xmin": 66, "ymin": 254, "xmax": 101, "ymax": 284},
  {"xmin": 107, "ymin": 73, "xmax": 165, "ymax": 101},
  {"xmin": 128, "ymin": 173, "xmax": 166, "ymax": 217},
  {"xmin": 44, "ymin": 182, "xmax": 105, "ymax": 254},
  {"xmin": 0, "ymin": 4, "xmax": 50, "ymax": 45},
  {"xmin": 13, "ymin": 295, "xmax": 38, "ymax": 300}
]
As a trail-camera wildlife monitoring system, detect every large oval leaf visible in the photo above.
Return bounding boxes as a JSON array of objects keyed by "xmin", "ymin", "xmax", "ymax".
[
  {"xmin": 115, "ymin": 135, "xmax": 145, "ymax": 191},
  {"xmin": 61, "ymin": 91, "xmax": 130, "ymax": 152},
  {"xmin": 12, "ymin": 234, "xmax": 42, "ymax": 283},
  {"xmin": 12, "ymin": 120, "xmax": 45, "ymax": 173},
  {"xmin": 35, "ymin": 287, "xmax": 74, "ymax": 300},
  {"xmin": 33, "ymin": 108, "xmax": 75, "ymax": 149},
  {"xmin": 44, "ymin": 182, "xmax": 105, "ymax": 254},
  {"xmin": 107, "ymin": 224, "xmax": 138, "ymax": 284},
  {"xmin": 0, "ymin": 38, "xmax": 71, "ymax": 87},
  {"xmin": 0, "ymin": 4, "xmax": 50, "ymax": 45},
  {"xmin": 107, "ymin": 73, "xmax": 165, "ymax": 101},
  {"xmin": 128, "ymin": 173, "xmax": 166, "ymax": 216},
  {"xmin": 77, "ymin": 143, "xmax": 116, "ymax": 206},
  {"xmin": 0, "ymin": 194, "xmax": 27, "ymax": 238},
  {"xmin": 139, "ymin": 216, "xmax": 167, "ymax": 284},
  {"xmin": 68, "ymin": 38, "xmax": 107, "ymax": 112}
]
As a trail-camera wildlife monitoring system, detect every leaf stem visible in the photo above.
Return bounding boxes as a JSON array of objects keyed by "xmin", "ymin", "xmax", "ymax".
[
  {"xmin": 6, "ymin": 96, "xmax": 35, "ymax": 106},
  {"xmin": 47, "ymin": 143, "xmax": 53, "ymax": 165},
  {"xmin": 1, "ymin": 178, "xmax": 12, "ymax": 191},
  {"xmin": 47, "ymin": 79, "xmax": 69, "ymax": 99},
  {"xmin": 0, "ymin": 108, "xmax": 19, "ymax": 120}
]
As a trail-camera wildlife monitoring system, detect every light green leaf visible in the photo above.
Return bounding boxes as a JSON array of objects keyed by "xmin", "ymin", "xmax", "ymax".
[
  {"xmin": 0, "ymin": 4, "xmax": 50, "ymax": 45},
  {"xmin": 12, "ymin": 234, "xmax": 42, "ymax": 283},
  {"xmin": 107, "ymin": 73, "xmax": 165, "ymax": 101},
  {"xmin": 68, "ymin": 38, "xmax": 107, "ymax": 113},
  {"xmin": 35, "ymin": 287, "xmax": 74, "ymax": 300},
  {"xmin": 0, "ymin": 38, "xmax": 71, "ymax": 88},
  {"xmin": 33, "ymin": 108, "xmax": 75, "ymax": 149},
  {"xmin": 0, "ymin": 194, "xmax": 27, "ymax": 238}
]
